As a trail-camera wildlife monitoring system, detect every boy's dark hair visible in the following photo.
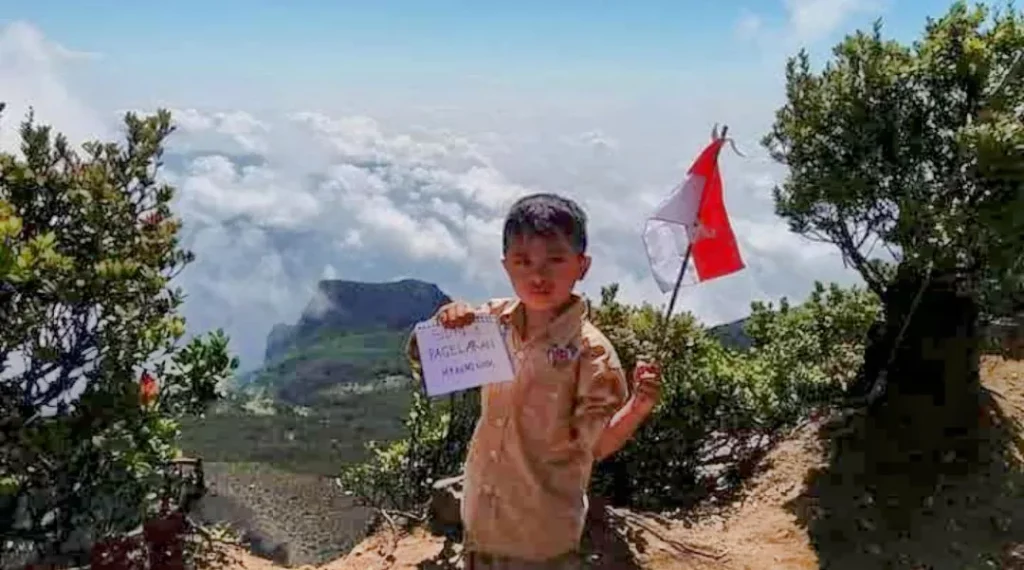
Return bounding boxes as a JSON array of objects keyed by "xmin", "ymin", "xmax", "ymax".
[{"xmin": 502, "ymin": 193, "xmax": 588, "ymax": 254}]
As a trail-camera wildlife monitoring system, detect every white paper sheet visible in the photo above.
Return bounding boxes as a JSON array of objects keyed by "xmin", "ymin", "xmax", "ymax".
[{"xmin": 414, "ymin": 315, "xmax": 515, "ymax": 397}]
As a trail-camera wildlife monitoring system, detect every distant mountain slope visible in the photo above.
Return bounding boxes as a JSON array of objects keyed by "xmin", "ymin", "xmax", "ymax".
[
  {"xmin": 246, "ymin": 279, "xmax": 450, "ymax": 406},
  {"xmin": 707, "ymin": 317, "xmax": 751, "ymax": 350},
  {"xmin": 265, "ymin": 278, "xmax": 449, "ymax": 362}
]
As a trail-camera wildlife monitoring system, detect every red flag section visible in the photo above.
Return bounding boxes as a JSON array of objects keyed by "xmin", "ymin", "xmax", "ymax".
[{"xmin": 687, "ymin": 139, "xmax": 744, "ymax": 282}]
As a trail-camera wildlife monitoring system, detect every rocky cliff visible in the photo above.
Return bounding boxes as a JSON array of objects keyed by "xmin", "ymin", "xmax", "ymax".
[
  {"xmin": 251, "ymin": 279, "xmax": 450, "ymax": 405},
  {"xmin": 708, "ymin": 317, "xmax": 751, "ymax": 350},
  {"xmin": 265, "ymin": 279, "xmax": 450, "ymax": 364}
]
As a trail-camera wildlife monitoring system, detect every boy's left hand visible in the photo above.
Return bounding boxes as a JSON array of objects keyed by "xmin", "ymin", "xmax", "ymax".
[{"xmin": 632, "ymin": 361, "xmax": 662, "ymax": 412}]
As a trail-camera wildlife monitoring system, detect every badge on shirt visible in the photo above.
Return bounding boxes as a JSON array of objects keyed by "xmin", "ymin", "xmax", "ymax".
[{"xmin": 546, "ymin": 342, "xmax": 579, "ymax": 369}]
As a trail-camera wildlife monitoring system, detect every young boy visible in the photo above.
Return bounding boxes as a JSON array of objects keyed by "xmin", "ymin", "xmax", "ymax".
[{"xmin": 409, "ymin": 193, "xmax": 659, "ymax": 569}]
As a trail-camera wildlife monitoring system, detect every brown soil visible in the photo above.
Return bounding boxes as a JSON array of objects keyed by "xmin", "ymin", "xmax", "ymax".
[{"xmin": 221, "ymin": 356, "xmax": 1024, "ymax": 570}]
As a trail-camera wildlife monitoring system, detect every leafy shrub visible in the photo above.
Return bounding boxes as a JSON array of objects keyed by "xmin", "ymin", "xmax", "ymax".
[
  {"xmin": 339, "ymin": 281, "xmax": 880, "ymax": 514},
  {"xmin": 338, "ymin": 388, "xmax": 478, "ymax": 511},
  {"xmin": 591, "ymin": 281, "xmax": 880, "ymax": 509},
  {"xmin": 0, "ymin": 108, "xmax": 237, "ymax": 565}
]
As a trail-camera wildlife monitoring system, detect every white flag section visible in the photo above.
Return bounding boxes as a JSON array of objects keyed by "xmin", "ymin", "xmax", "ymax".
[{"xmin": 642, "ymin": 174, "xmax": 707, "ymax": 293}]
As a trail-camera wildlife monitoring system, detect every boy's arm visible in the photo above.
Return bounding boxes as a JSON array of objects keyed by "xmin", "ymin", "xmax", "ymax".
[
  {"xmin": 593, "ymin": 399, "xmax": 647, "ymax": 462},
  {"xmin": 557, "ymin": 331, "xmax": 629, "ymax": 461},
  {"xmin": 594, "ymin": 362, "xmax": 661, "ymax": 461}
]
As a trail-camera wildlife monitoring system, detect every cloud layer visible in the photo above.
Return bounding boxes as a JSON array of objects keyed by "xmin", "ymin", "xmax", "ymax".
[{"xmin": 1, "ymin": 20, "xmax": 864, "ymax": 369}]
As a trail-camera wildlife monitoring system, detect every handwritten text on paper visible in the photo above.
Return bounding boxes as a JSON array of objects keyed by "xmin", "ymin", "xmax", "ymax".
[{"xmin": 414, "ymin": 317, "xmax": 514, "ymax": 397}]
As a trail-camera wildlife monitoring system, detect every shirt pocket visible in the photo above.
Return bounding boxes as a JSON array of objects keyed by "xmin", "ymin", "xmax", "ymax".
[{"xmin": 519, "ymin": 347, "xmax": 578, "ymax": 446}]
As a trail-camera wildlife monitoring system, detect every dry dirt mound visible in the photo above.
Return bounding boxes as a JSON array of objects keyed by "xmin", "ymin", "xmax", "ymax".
[{"xmin": 222, "ymin": 357, "xmax": 1024, "ymax": 570}]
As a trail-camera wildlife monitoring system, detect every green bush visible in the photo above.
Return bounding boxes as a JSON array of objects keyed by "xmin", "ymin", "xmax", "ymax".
[
  {"xmin": 591, "ymin": 281, "xmax": 880, "ymax": 509},
  {"xmin": 0, "ymin": 108, "xmax": 237, "ymax": 565},
  {"xmin": 338, "ymin": 388, "xmax": 478, "ymax": 511},
  {"xmin": 339, "ymin": 281, "xmax": 880, "ymax": 514}
]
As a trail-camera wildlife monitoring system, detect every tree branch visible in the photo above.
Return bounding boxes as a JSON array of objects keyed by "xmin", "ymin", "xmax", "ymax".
[{"xmin": 834, "ymin": 211, "xmax": 887, "ymax": 297}]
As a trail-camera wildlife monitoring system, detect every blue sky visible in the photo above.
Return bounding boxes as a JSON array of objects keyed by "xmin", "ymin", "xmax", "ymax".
[
  {"xmin": 0, "ymin": 0, "xmax": 970, "ymax": 368},
  {"xmin": 3, "ymin": 0, "xmax": 958, "ymax": 110}
]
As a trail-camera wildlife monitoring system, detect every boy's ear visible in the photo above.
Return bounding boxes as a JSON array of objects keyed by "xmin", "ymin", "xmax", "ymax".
[{"xmin": 579, "ymin": 255, "xmax": 592, "ymax": 281}]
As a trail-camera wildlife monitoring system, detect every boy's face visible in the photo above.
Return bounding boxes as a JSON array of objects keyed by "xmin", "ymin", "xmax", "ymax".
[{"xmin": 502, "ymin": 232, "xmax": 591, "ymax": 313}]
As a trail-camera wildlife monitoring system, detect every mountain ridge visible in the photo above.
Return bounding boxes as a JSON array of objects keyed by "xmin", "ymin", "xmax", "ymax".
[
  {"xmin": 246, "ymin": 278, "xmax": 450, "ymax": 406},
  {"xmin": 264, "ymin": 278, "xmax": 450, "ymax": 364}
]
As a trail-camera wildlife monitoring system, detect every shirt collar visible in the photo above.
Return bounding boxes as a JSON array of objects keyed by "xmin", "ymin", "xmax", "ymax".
[{"xmin": 498, "ymin": 294, "xmax": 589, "ymax": 337}]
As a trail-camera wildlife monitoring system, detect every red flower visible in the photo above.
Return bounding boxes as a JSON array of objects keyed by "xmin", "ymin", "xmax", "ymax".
[
  {"xmin": 141, "ymin": 212, "xmax": 164, "ymax": 226},
  {"xmin": 139, "ymin": 371, "xmax": 158, "ymax": 407}
]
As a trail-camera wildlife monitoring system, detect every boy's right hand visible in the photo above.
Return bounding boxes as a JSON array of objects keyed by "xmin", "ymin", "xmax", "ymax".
[
  {"xmin": 436, "ymin": 301, "xmax": 476, "ymax": 328},
  {"xmin": 631, "ymin": 361, "xmax": 662, "ymax": 414}
]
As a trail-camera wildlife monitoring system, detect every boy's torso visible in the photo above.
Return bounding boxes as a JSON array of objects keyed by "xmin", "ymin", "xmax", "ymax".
[{"xmin": 461, "ymin": 296, "xmax": 616, "ymax": 562}]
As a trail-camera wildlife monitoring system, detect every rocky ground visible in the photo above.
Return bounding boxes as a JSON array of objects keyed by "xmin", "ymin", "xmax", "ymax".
[
  {"xmin": 217, "ymin": 356, "xmax": 1024, "ymax": 570},
  {"xmin": 194, "ymin": 462, "xmax": 374, "ymax": 567}
]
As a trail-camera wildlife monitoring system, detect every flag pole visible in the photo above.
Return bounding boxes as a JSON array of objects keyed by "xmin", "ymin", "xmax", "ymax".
[
  {"xmin": 655, "ymin": 243, "xmax": 691, "ymax": 363},
  {"xmin": 662, "ymin": 244, "xmax": 692, "ymax": 326}
]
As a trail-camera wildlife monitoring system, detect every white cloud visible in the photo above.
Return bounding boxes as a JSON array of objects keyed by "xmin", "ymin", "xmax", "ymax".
[
  {"xmin": 0, "ymin": 21, "xmax": 109, "ymax": 151},
  {"xmin": 737, "ymin": 0, "xmax": 885, "ymax": 51},
  {"xmin": 0, "ymin": 21, "xmax": 863, "ymax": 370},
  {"xmin": 170, "ymin": 108, "xmax": 270, "ymax": 153},
  {"xmin": 784, "ymin": 0, "xmax": 883, "ymax": 44}
]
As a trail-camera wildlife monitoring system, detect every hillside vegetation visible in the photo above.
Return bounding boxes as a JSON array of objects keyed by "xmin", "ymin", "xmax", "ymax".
[
  {"xmin": 246, "ymin": 330, "xmax": 409, "ymax": 405},
  {"xmin": 179, "ymin": 382, "xmax": 413, "ymax": 476}
]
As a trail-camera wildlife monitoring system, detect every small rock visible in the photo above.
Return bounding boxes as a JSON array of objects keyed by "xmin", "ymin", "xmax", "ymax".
[
  {"xmin": 856, "ymin": 518, "xmax": 876, "ymax": 532},
  {"xmin": 428, "ymin": 474, "xmax": 465, "ymax": 537},
  {"xmin": 1005, "ymin": 543, "xmax": 1024, "ymax": 561},
  {"xmin": 865, "ymin": 543, "xmax": 882, "ymax": 556}
]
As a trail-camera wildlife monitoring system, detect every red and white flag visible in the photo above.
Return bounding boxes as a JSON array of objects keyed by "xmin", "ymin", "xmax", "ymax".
[{"xmin": 643, "ymin": 135, "xmax": 744, "ymax": 293}]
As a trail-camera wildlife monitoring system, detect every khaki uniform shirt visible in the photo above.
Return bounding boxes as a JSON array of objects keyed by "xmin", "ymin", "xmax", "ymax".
[{"xmin": 408, "ymin": 295, "xmax": 628, "ymax": 562}]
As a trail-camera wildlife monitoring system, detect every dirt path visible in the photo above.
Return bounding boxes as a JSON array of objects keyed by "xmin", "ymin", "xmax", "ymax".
[{"xmin": 222, "ymin": 357, "xmax": 1024, "ymax": 570}]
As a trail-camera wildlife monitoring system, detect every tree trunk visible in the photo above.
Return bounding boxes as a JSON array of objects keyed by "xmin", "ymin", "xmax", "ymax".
[{"xmin": 869, "ymin": 265, "xmax": 982, "ymax": 456}]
